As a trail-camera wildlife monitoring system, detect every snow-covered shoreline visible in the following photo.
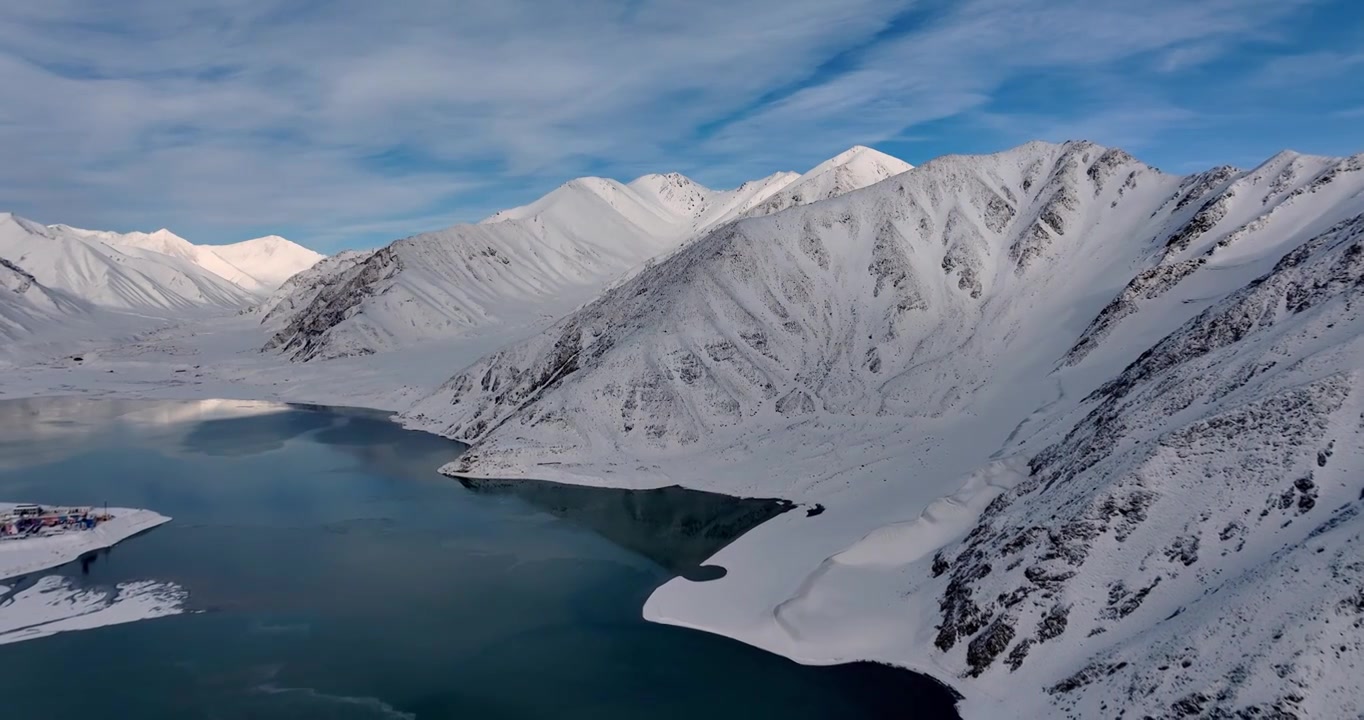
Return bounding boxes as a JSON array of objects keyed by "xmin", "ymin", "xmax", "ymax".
[{"xmin": 0, "ymin": 503, "xmax": 171, "ymax": 581}]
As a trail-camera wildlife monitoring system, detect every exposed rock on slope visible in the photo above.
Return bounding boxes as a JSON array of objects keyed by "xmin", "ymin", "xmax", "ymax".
[
  {"xmin": 925, "ymin": 212, "xmax": 1364, "ymax": 717},
  {"xmin": 1064, "ymin": 150, "xmax": 1364, "ymax": 365},
  {"xmin": 255, "ymin": 249, "xmax": 374, "ymax": 331},
  {"xmin": 0, "ymin": 257, "xmax": 87, "ymax": 342}
]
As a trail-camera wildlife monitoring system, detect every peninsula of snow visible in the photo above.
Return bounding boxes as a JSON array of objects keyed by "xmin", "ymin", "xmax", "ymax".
[{"xmin": 0, "ymin": 503, "xmax": 171, "ymax": 581}]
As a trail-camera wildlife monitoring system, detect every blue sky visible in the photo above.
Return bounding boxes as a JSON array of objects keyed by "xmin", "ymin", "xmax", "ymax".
[{"xmin": 0, "ymin": 0, "xmax": 1361, "ymax": 252}]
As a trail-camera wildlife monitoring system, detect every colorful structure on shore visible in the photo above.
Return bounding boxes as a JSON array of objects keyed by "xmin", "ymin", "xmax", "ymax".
[{"xmin": 0, "ymin": 504, "xmax": 110, "ymax": 539}]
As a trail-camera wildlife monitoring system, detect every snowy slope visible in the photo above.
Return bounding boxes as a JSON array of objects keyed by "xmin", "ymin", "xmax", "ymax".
[
  {"xmin": 0, "ymin": 214, "xmax": 257, "ymax": 312},
  {"xmin": 403, "ymin": 141, "xmax": 1174, "ymax": 461},
  {"xmin": 746, "ymin": 145, "xmax": 912, "ymax": 217},
  {"xmin": 205, "ymin": 235, "xmax": 324, "ymax": 290},
  {"xmin": 401, "ymin": 141, "xmax": 1364, "ymax": 718},
  {"xmin": 55, "ymin": 225, "xmax": 268, "ymax": 293},
  {"xmin": 0, "ymin": 257, "xmax": 87, "ymax": 343},
  {"xmin": 266, "ymin": 178, "xmax": 697, "ymax": 361},
  {"xmin": 268, "ymin": 148, "xmax": 903, "ymax": 362}
]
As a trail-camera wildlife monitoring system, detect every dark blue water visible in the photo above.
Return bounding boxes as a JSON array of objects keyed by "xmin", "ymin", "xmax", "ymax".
[{"xmin": 0, "ymin": 397, "xmax": 959, "ymax": 719}]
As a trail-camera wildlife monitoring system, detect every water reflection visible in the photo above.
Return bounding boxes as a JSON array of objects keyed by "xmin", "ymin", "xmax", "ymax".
[
  {"xmin": 0, "ymin": 397, "xmax": 289, "ymax": 469},
  {"xmin": 0, "ymin": 398, "xmax": 962, "ymax": 719},
  {"xmin": 1, "ymin": 398, "xmax": 794, "ymax": 582},
  {"xmin": 458, "ymin": 477, "xmax": 795, "ymax": 581},
  {"xmin": 305, "ymin": 412, "xmax": 472, "ymax": 481},
  {"xmin": 180, "ymin": 411, "xmax": 334, "ymax": 456}
]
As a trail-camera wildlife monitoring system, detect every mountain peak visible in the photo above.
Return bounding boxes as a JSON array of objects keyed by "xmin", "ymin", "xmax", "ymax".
[
  {"xmin": 482, "ymin": 176, "xmax": 634, "ymax": 225},
  {"xmin": 826, "ymin": 144, "xmax": 878, "ymax": 162},
  {"xmin": 628, "ymin": 171, "xmax": 703, "ymax": 189},
  {"xmin": 743, "ymin": 146, "xmax": 912, "ymax": 217},
  {"xmin": 227, "ymin": 234, "xmax": 293, "ymax": 250},
  {"xmin": 148, "ymin": 228, "xmax": 189, "ymax": 242},
  {"xmin": 627, "ymin": 172, "xmax": 715, "ymax": 222},
  {"xmin": 2, "ymin": 212, "xmax": 53, "ymax": 237},
  {"xmin": 206, "ymin": 235, "xmax": 323, "ymax": 290},
  {"xmin": 806, "ymin": 145, "xmax": 912, "ymax": 176}
]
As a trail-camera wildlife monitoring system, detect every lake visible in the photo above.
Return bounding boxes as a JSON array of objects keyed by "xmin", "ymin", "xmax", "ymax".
[{"xmin": 0, "ymin": 397, "xmax": 959, "ymax": 719}]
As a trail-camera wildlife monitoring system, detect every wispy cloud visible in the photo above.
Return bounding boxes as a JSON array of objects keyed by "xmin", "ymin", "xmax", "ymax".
[
  {"xmin": 975, "ymin": 104, "xmax": 1200, "ymax": 152},
  {"xmin": 1255, "ymin": 50, "xmax": 1364, "ymax": 87},
  {"xmin": 0, "ymin": 0, "xmax": 906, "ymax": 246},
  {"xmin": 702, "ymin": 0, "xmax": 1314, "ymax": 155},
  {"xmin": 0, "ymin": 0, "xmax": 1354, "ymax": 250}
]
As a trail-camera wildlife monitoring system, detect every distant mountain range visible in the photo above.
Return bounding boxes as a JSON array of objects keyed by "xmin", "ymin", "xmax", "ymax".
[
  {"xmin": 40, "ymin": 222, "xmax": 323, "ymax": 296},
  {"xmin": 0, "ymin": 213, "xmax": 322, "ymax": 353}
]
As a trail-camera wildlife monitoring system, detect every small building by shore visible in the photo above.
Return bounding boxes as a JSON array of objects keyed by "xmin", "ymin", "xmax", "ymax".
[{"xmin": 0, "ymin": 504, "xmax": 109, "ymax": 539}]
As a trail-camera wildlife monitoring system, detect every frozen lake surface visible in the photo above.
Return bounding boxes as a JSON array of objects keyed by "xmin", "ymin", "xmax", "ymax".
[{"xmin": 0, "ymin": 397, "xmax": 958, "ymax": 719}]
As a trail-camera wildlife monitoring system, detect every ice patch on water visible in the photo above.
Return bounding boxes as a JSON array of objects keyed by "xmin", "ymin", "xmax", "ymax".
[{"xmin": 0, "ymin": 574, "xmax": 186, "ymax": 645}]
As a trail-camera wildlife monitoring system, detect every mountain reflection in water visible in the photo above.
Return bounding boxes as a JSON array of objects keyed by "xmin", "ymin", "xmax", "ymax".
[{"xmin": 458, "ymin": 477, "xmax": 797, "ymax": 581}]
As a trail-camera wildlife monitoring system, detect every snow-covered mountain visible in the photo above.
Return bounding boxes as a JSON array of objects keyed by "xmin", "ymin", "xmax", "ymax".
[
  {"xmin": 54, "ymin": 225, "xmax": 322, "ymax": 292},
  {"xmin": 206, "ymin": 235, "xmax": 325, "ymax": 290},
  {"xmin": 404, "ymin": 141, "xmax": 1180, "ymax": 459},
  {"xmin": 54, "ymin": 225, "xmax": 265, "ymax": 292},
  {"xmin": 8, "ymin": 137, "xmax": 1358, "ymax": 716},
  {"xmin": 401, "ymin": 141, "xmax": 1364, "ymax": 718},
  {"xmin": 265, "ymin": 147, "xmax": 899, "ymax": 362},
  {"xmin": 0, "ymin": 213, "xmax": 259, "ymax": 312}
]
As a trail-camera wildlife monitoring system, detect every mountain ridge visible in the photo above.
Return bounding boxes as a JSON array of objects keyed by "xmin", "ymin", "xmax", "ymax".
[
  {"xmin": 264, "ymin": 145, "xmax": 908, "ymax": 361},
  {"xmin": 53, "ymin": 224, "xmax": 322, "ymax": 292},
  {"xmin": 0, "ymin": 213, "xmax": 260, "ymax": 312}
]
